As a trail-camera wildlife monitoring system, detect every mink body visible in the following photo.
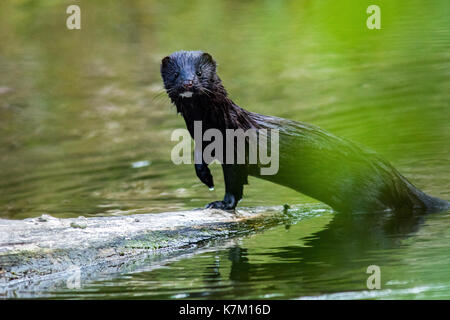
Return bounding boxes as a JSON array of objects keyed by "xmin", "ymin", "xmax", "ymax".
[{"xmin": 160, "ymin": 51, "xmax": 448, "ymax": 213}]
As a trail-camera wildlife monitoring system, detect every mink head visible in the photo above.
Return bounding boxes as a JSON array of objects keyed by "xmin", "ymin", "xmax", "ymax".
[{"xmin": 160, "ymin": 51, "xmax": 220, "ymax": 100}]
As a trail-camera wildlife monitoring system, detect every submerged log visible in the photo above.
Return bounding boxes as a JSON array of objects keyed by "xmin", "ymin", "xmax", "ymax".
[{"xmin": 0, "ymin": 205, "xmax": 325, "ymax": 298}]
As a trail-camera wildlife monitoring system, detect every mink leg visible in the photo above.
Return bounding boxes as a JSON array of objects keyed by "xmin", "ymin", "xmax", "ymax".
[{"xmin": 206, "ymin": 165, "xmax": 246, "ymax": 210}]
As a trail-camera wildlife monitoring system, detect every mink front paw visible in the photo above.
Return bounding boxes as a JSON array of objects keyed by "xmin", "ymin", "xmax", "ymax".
[
  {"xmin": 195, "ymin": 164, "xmax": 214, "ymax": 189},
  {"xmin": 205, "ymin": 200, "xmax": 235, "ymax": 211}
]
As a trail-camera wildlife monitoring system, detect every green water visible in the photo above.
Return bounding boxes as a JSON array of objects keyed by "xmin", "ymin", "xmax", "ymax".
[{"xmin": 0, "ymin": 0, "xmax": 449, "ymax": 299}]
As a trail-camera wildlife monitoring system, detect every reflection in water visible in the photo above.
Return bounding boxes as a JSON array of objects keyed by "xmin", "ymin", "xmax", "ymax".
[
  {"xmin": 195, "ymin": 209, "xmax": 430, "ymax": 298},
  {"xmin": 228, "ymin": 246, "xmax": 251, "ymax": 283}
]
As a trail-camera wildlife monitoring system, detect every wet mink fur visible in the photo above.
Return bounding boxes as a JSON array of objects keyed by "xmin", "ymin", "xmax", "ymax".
[{"xmin": 160, "ymin": 50, "xmax": 448, "ymax": 213}]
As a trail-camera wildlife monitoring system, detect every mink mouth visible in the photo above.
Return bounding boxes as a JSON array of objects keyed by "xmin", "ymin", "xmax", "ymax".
[{"xmin": 179, "ymin": 91, "xmax": 194, "ymax": 98}]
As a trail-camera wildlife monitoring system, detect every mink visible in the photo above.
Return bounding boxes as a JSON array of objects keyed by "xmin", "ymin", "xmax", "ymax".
[{"xmin": 160, "ymin": 50, "xmax": 448, "ymax": 213}]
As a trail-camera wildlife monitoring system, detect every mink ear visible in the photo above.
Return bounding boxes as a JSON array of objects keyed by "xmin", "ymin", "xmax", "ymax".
[
  {"xmin": 161, "ymin": 56, "xmax": 171, "ymax": 67},
  {"xmin": 202, "ymin": 52, "xmax": 216, "ymax": 66}
]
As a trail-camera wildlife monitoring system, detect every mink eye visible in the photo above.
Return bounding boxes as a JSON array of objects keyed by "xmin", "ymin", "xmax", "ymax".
[
  {"xmin": 174, "ymin": 72, "xmax": 179, "ymax": 79},
  {"xmin": 196, "ymin": 71, "xmax": 202, "ymax": 77}
]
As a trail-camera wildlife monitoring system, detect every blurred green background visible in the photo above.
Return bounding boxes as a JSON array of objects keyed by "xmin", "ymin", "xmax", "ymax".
[
  {"xmin": 0, "ymin": 0, "xmax": 449, "ymax": 299},
  {"xmin": 0, "ymin": 0, "xmax": 448, "ymax": 219}
]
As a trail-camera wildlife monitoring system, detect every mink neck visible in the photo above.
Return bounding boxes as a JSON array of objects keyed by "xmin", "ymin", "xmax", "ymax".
[{"xmin": 174, "ymin": 89, "xmax": 238, "ymax": 132}]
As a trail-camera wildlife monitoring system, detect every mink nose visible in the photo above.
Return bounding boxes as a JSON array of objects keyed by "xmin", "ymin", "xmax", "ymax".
[{"xmin": 182, "ymin": 80, "xmax": 194, "ymax": 90}]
